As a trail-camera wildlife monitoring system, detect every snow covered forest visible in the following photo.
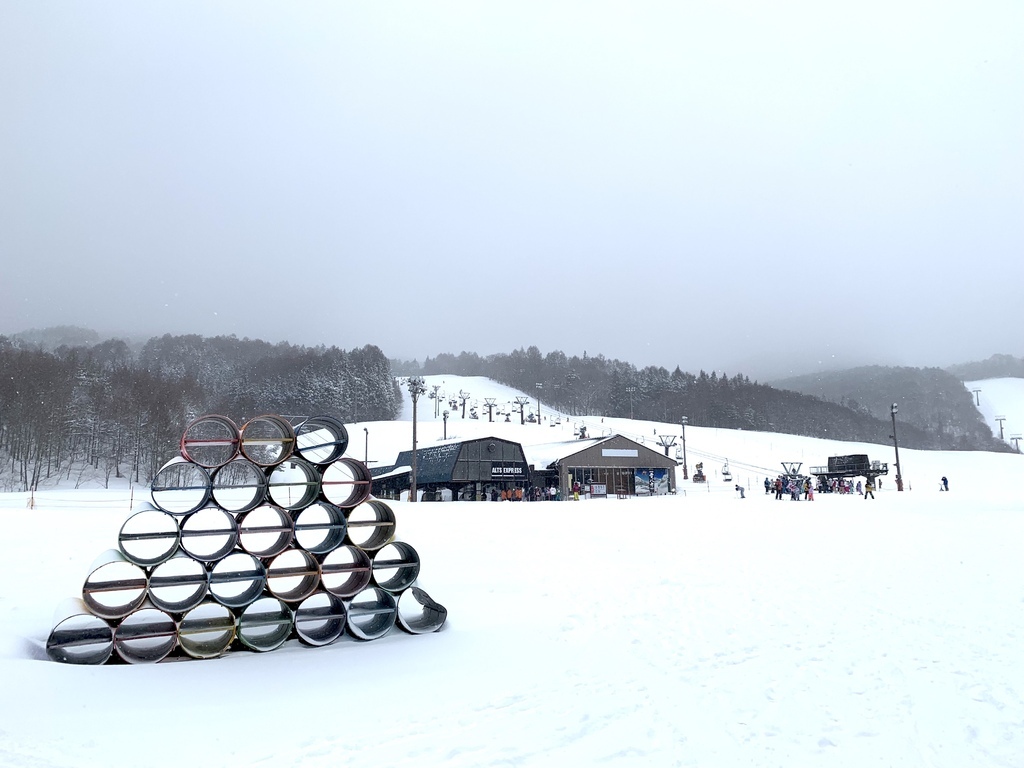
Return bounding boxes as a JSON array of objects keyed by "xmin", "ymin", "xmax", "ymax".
[{"xmin": 0, "ymin": 334, "xmax": 399, "ymax": 491}]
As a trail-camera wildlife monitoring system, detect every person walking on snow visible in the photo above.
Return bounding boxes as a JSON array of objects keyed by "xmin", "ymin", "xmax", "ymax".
[{"xmin": 864, "ymin": 478, "xmax": 875, "ymax": 499}]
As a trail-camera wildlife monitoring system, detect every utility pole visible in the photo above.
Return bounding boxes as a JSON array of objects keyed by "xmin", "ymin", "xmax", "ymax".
[
  {"xmin": 890, "ymin": 403, "xmax": 904, "ymax": 491},
  {"xmin": 626, "ymin": 387, "xmax": 635, "ymax": 419},
  {"xmin": 535, "ymin": 383, "xmax": 543, "ymax": 425},
  {"xmin": 407, "ymin": 377, "xmax": 427, "ymax": 502},
  {"xmin": 680, "ymin": 417, "xmax": 689, "ymax": 480}
]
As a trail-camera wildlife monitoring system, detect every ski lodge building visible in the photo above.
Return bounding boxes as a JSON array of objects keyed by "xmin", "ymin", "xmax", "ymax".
[{"xmin": 370, "ymin": 434, "xmax": 678, "ymax": 501}]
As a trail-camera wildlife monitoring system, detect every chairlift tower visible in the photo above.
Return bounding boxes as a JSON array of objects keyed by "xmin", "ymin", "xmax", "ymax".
[{"xmin": 656, "ymin": 434, "xmax": 677, "ymax": 457}]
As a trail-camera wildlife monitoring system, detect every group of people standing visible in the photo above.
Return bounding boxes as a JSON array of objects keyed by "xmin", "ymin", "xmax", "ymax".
[{"xmin": 763, "ymin": 475, "xmax": 876, "ymax": 500}]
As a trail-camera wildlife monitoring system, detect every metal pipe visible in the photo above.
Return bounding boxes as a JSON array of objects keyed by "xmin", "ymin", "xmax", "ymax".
[
  {"xmin": 151, "ymin": 457, "xmax": 212, "ymax": 516},
  {"xmin": 319, "ymin": 544, "xmax": 373, "ymax": 598},
  {"xmin": 293, "ymin": 501, "xmax": 347, "ymax": 554},
  {"xmin": 239, "ymin": 414, "xmax": 296, "ymax": 467},
  {"xmin": 396, "ymin": 587, "xmax": 448, "ymax": 635},
  {"xmin": 211, "ymin": 458, "xmax": 268, "ymax": 513},
  {"xmin": 237, "ymin": 597, "xmax": 294, "ymax": 652},
  {"xmin": 46, "ymin": 598, "xmax": 114, "ymax": 665},
  {"xmin": 266, "ymin": 548, "xmax": 321, "ymax": 603},
  {"xmin": 237, "ymin": 504, "xmax": 293, "ymax": 558},
  {"xmin": 267, "ymin": 457, "xmax": 321, "ymax": 511},
  {"xmin": 371, "ymin": 541, "xmax": 420, "ymax": 594},
  {"xmin": 179, "ymin": 506, "xmax": 239, "ymax": 562},
  {"xmin": 320, "ymin": 457, "xmax": 372, "ymax": 508},
  {"xmin": 177, "ymin": 600, "xmax": 237, "ymax": 659},
  {"xmin": 344, "ymin": 500, "xmax": 396, "ymax": 552},
  {"xmin": 294, "ymin": 591, "xmax": 347, "ymax": 646},
  {"xmin": 82, "ymin": 549, "xmax": 149, "ymax": 620},
  {"xmin": 292, "ymin": 415, "xmax": 349, "ymax": 465},
  {"xmin": 148, "ymin": 551, "xmax": 210, "ymax": 614},
  {"xmin": 113, "ymin": 605, "xmax": 178, "ymax": 664},
  {"xmin": 209, "ymin": 551, "xmax": 267, "ymax": 608},
  {"xmin": 345, "ymin": 586, "xmax": 397, "ymax": 641},
  {"xmin": 180, "ymin": 414, "xmax": 240, "ymax": 468},
  {"xmin": 118, "ymin": 504, "xmax": 180, "ymax": 567}
]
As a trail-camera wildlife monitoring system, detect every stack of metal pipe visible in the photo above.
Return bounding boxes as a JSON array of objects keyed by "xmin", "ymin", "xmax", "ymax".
[{"xmin": 46, "ymin": 414, "xmax": 447, "ymax": 664}]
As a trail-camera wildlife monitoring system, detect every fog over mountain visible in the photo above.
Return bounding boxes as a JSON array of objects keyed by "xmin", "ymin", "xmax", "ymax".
[{"xmin": 1, "ymin": 3, "xmax": 1021, "ymax": 380}]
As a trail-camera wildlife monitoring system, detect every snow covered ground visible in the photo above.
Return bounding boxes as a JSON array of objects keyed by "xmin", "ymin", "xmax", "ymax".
[{"xmin": 1, "ymin": 375, "xmax": 1022, "ymax": 767}]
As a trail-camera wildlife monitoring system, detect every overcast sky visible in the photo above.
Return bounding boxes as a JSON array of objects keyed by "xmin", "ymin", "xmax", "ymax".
[{"xmin": 1, "ymin": 2, "xmax": 1020, "ymax": 379}]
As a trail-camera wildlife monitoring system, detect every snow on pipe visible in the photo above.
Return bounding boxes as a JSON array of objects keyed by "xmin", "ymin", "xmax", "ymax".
[
  {"xmin": 396, "ymin": 587, "xmax": 448, "ymax": 635},
  {"xmin": 46, "ymin": 598, "xmax": 114, "ymax": 665},
  {"xmin": 267, "ymin": 457, "xmax": 321, "ymax": 511},
  {"xmin": 82, "ymin": 549, "xmax": 149, "ymax": 620},
  {"xmin": 211, "ymin": 457, "xmax": 268, "ymax": 513},
  {"xmin": 371, "ymin": 541, "xmax": 420, "ymax": 594},
  {"xmin": 178, "ymin": 600, "xmax": 236, "ymax": 659},
  {"xmin": 294, "ymin": 591, "xmax": 347, "ymax": 646},
  {"xmin": 118, "ymin": 504, "xmax": 180, "ymax": 567},
  {"xmin": 321, "ymin": 458, "xmax": 373, "ymax": 508},
  {"xmin": 150, "ymin": 457, "xmax": 212, "ymax": 516},
  {"xmin": 180, "ymin": 414, "xmax": 240, "ymax": 469},
  {"xmin": 148, "ymin": 551, "xmax": 210, "ymax": 614},
  {"xmin": 239, "ymin": 415, "xmax": 296, "ymax": 467},
  {"xmin": 290, "ymin": 415, "xmax": 349, "ymax": 466},
  {"xmin": 114, "ymin": 605, "xmax": 177, "ymax": 664}
]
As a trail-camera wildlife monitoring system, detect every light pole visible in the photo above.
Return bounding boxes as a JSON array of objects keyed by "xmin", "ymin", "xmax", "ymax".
[
  {"xmin": 407, "ymin": 376, "xmax": 427, "ymax": 502},
  {"xmin": 363, "ymin": 427, "xmax": 368, "ymax": 463},
  {"xmin": 535, "ymin": 383, "xmax": 543, "ymax": 425},
  {"xmin": 626, "ymin": 387, "xmax": 636, "ymax": 419},
  {"xmin": 680, "ymin": 416, "xmax": 689, "ymax": 480},
  {"xmin": 890, "ymin": 403, "xmax": 904, "ymax": 491},
  {"xmin": 443, "ymin": 409, "xmax": 449, "ymax": 440}
]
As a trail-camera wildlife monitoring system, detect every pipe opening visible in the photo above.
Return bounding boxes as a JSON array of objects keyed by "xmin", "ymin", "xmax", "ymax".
[
  {"xmin": 179, "ymin": 507, "xmax": 238, "ymax": 562},
  {"xmin": 211, "ymin": 458, "xmax": 267, "ymax": 513},
  {"xmin": 178, "ymin": 601, "xmax": 237, "ymax": 659},
  {"xmin": 118, "ymin": 506, "xmax": 180, "ymax": 567},
  {"xmin": 148, "ymin": 552, "xmax": 210, "ymax": 614},
  {"xmin": 267, "ymin": 458, "xmax": 321, "ymax": 511},
  {"xmin": 321, "ymin": 458, "xmax": 372, "ymax": 508},
  {"xmin": 114, "ymin": 607, "xmax": 178, "ymax": 664},
  {"xmin": 294, "ymin": 591, "xmax": 347, "ymax": 646},
  {"xmin": 266, "ymin": 549, "xmax": 320, "ymax": 603},
  {"xmin": 293, "ymin": 416, "xmax": 349, "ymax": 465},
  {"xmin": 46, "ymin": 600, "xmax": 114, "ymax": 665},
  {"xmin": 209, "ymin": 551, "xmax": 267, "ymax": 608},
  {"xmin": 319, "ymin": 544, "xmax": 372, "ymax": 598},
  {"xmin": 238, "ymin": 597, "xmax": 294, "ymax": 652},
  {"xmin": 345, "ymin": 500, "xmax": 396, "ymax": 552},
  {"xmin": 151, "ymin": 458, "xmax": 212, "ymax": 516},
  {"xmin": 240, "ymin": 415, "xmax": 295, "ymax": 467},
  {"xmin": 293, "ymin": 501, "xmax": 346, "ymax": 554},
  {"xmin": 237, "ymin": 505, "xmax": 293, "ymax": 558},
  {"xmin": 346, "ymin": 586, "xmax": 397, "ymax": 641},
  {"xmin": 371, "ymin": 541, "xmax": 420, "ymax": 594},
  {"xmin": 397, "ymin": 587, "xmax": 448, "ymax": 634},
  {"xmin": 180, "ymin": 415, "xmax": 240, "ymax": 468},
  {"xmin": 82, "ymin": 550, "xmax": 149, "ymax": 620}
]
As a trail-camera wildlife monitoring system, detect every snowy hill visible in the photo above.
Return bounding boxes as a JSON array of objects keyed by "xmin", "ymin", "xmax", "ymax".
[{"xmin": 965, "ymin": 377, "xmax": 1024, "ymax": 451}]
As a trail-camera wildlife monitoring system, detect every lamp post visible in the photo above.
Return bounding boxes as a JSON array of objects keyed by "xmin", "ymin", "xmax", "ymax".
[
  {"xmin": 535, "ymin": 383, "xmax": 542, "ymax": 425},
  {"xmin": 443, "ymin": 409, "xmax": 449, "ymax": 440},
  {"xmin": 407, "ymin": 376, "xmax": 427, "ymax": 502},
  {"xmin": 680, "ymin": 416, "xmax": 689, "ymax": 480},
  {"xmin": 626, "ymin": 387, "xmax": 636, "ymax": 419},
  {"xmin": 890, "ymin": 403, "xmax": 904, "ymax": 491},
  {"xmin": 363, "ymin": 427, "xmax": 368, "ymax": 464}
]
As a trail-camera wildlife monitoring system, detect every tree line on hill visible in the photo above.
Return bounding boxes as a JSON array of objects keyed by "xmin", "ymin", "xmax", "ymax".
[
  {"xmin": 393, "ymin": 347, "xmax": 1011, "ymax": 453},
  {"xmin": 2, "ymin": 327, "xmax": 1012, "ymax": 491},
  {"xmin": 0, "ymin": 332, "xmax": 399, "ymax": 491}
]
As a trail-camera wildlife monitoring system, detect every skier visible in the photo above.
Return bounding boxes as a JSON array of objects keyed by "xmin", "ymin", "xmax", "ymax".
[
  {"xmin": 764, "ymin": 477, "xmax": 771, "ymax": 494},
  {"xmin": 864, "ymin": 478, "xmax": 875, "ymax": 499},
  {"xmin": 735, "ymin": 484, "xmax": 745, "ymax": 499},
  {"xmin": 941, "ymin": 476, "xmax": 949, "ymax": 492}
]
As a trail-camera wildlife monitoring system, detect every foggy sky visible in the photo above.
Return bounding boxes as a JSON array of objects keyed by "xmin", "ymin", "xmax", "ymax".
[{"xmin": 1, "ymin": 2, "xmax": 1021, "ymax": 380}]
